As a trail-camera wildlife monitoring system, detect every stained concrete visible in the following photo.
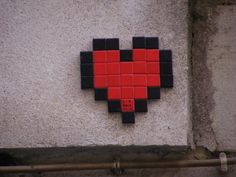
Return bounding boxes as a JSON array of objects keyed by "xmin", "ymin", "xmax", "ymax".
[
  {"xmin": 4, "ymin": 167, "xmax": 236, "ymax": 177},
  {"xmin": 207, "ymin": 5, "xmax": 236, "ymax": 151},
  {"xmin": 2, "ymin": 147, "xmax": 236, "ymax": 177},
  {"xmin": 191, "ymin": 0, "xmax": 219, "ymax": 151},
  {"xmin": 191, "ymin": 1, "xmax": 236, "ymax": 151},
  {"xmin": 0, "ymin": 0, "xmax": 190, "ymax": 148}
]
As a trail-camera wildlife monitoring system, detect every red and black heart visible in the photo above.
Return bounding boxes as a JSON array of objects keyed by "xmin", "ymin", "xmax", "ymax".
[{"xmin": 80, "ymin": 37, "xmax": 173, "ymax": 124}]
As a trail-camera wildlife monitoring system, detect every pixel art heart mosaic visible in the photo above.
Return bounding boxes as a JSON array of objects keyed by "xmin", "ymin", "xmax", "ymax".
[{"xmin": 80, "ymin": 37, "xmax": 173, "ymax": 124}]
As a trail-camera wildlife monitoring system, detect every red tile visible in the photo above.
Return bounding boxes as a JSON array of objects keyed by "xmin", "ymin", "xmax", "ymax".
[
  {"xmin": 94, "ymin": 75, "xmax": 107, "ymax": 88},
  {"xmin": 108, "ymin": 87, "xmax": 121, "ymax": 100},
  {"xmin": 147, "ymin": 74, "xmax": 160, "ymax": 86},
  {"xmin": 121, "ymin": 87, "xmax": 134, "ymax": 99},
  {"xmin": 107, "ymin": 75, "xmax": 120, "ymax": 87},
  {"xmin": 120, "ymin": 74, "xmax": 133, "ymax": 86},
  {"xmin": 146, "ymin": 49, "xmax": 159, "ymax": 61},
  {"xmin": 133, "ymin": 49, "xmax": 146, "ymax": 61},
  {"xmin": 147, "ymin": 62, "xmax": 160, "ymax": 74},
  {"xmin": 134, "ymin": 87, "xmax": 147, "ymax": 99},
  {"xmin": 133, "ymin": 61, "xmax": 147, "ymax": 74},
  {"xmin": 121, "ymin": 99, "xmax": 135, "ymax": 112},
  {"xmin": 107, "ymin": 63, "xmax": 120, "ymax": 75},
  {"xmin": 120, "ymin": 62, "xmax": 133, "ymax": 74},
  {"xmin": 93, "ymin": 51, "xmax": 107, "ymax": 63},
  {"xmin": 133, "ymin": 74, "xmax": 147, "ymax": 86},
  {"xmin": 94, "ymin": 63, "xmax": 107, "ymax": 75},
  {"xmin": 107, "ymin": 50, "xmax": 120, "ymax": 62}
]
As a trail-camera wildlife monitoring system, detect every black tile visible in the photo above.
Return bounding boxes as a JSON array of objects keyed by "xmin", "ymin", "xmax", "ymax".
[
  {"xmin": 120, "ymin": 50, "xmax": 133, "ymax": 62},
  {"xmin": 135, "ymin": 99, "xmax": 148, "ymax": 112},
  {"xmin": 160, "ymin": 62, "xmax": 173, "ymax": 75},
  {"xmin": 95, "ymin": 88, "xmax": 107, "ymax": 100},
  {"xmin": 93, "ymin": 38, "xmax": 106, "ymax": 50},
  {"xmin": 108, "ymin": 100, "xmax": 121, "ymax": 112},
  {"xmin": 122, "ymin": 112, "xmax": 135, "ymax": 124},
  {"xmin": 146, "ymin": 37, "xmax": 159, "ymax": 49},
  {"xmin": 80, "ymin": 63, "xmax": 93, "ymax": 76},
  {"xmin": 148, "ymin": 87, "xmax": 160, "ymax": 99},
  {"xmin": 132, "ymin": 36, "xmax": 145, "ymax": 49},
  {"xmin": 160, "ymin": 50, "xmax": 172, "ymax": 62},
  {"xmin": 106, "ymin": 38, "xmax": 119, "ymax": 50},
  {"xmin": 80, "ymin": 51, "xmax": 93, "ymax": 64},
  {"xmin": 81, "ymin": 76, "xmax": 94, "ymax": 89},
  {"xmin": 161, "ymin": 75, "xmax": 173, "ymax": 88}
]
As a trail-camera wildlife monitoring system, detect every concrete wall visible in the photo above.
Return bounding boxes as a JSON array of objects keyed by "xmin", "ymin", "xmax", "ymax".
[
  {"xmin": 192, "ymin": 1, "xmax": 236, "ymax": 152},
  {"xmin": 207, "ymin": 5, "xmax": 236, "ymax": 151},
  {"xmin": 0, "ymin": 0, "xmax": 190, "ymax": 148},
  {"xmin": 1, "ymin": 0, "xmax": 236, "ymax": 177}
]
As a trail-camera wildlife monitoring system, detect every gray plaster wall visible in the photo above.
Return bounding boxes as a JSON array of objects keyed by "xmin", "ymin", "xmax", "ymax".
[
  {"xmin": 2, "ymin": 1, "xmax": 236, "ymax": 177},
  {"xmin": 192, "ymin": 1, "xmax": 236, "ymax": 152},
  {"xmin": 0, "ymin": 0, "xmax": 190, "ymax": 148},
  {"xmin": 207, "ymin": 5, "xmax": 236, "ymax": 151}
]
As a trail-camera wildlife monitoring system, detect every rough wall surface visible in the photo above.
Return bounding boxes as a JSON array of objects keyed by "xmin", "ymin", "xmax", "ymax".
[
  {"xmin": 207, "ymin": 5, "xmax": 236, "ymax": 151},
  {"xmin": 191, "ymin": 0, "xmax": 219, "ymax": 151},
  {"xmin": 191, "ymin": 1, "xmax": 236, "ymax": 152},
  {"xmin": 0, "ymin": 0, "xmax": 190, "ymax": 148}
]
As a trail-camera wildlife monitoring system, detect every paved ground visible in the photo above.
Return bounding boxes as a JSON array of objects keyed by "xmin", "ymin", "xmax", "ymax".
[{"xmin": 0, "ymin": 0, "xmax": 190, "ymax": 148}]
